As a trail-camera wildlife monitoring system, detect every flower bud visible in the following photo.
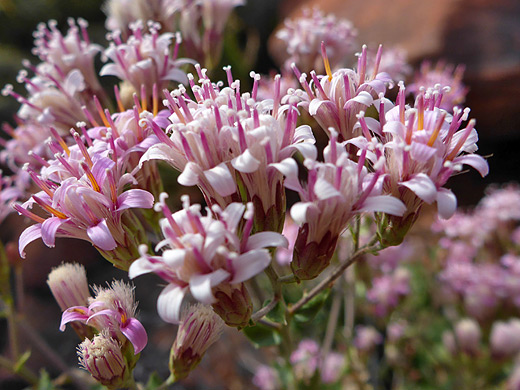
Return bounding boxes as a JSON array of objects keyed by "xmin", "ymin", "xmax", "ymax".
[
  {"xmin": 47, "ymin": 263, "xmax": 93, "ymax": 339},
  {"xmin": 78, "ymin": 332, "xmax": 133, "ymax": 389},
  {"xmin": 291, "ymin": 224, "xmax": 338, "ymax": 280},
  {"xmin": 454, "ymin": 318, "xmax": 481, "ymax": 356},
  {"xmin": 211, "ymin": 283, "xmax": 253, "ymax": 328},
  {"xmin": 170, "ymin": 304, "xmax": 224, "ymax": 380},
  {"xmin": 490, "ymin": 319, "xmax": 520, "ymax": 359}
]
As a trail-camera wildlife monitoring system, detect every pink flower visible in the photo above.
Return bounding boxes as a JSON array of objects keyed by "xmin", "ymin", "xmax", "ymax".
[
  {"xmin": 275, "ymin": 7, "xmax": 357, "ymax": 73},
  {"xmin": 140, "ymin": 67, "xmax": 315, "ymax": 232},
  {"xmin": 101, "ymin": 21, "xmax": 191, "ymax": 101},
  {"xmin": 293, "ymin": 44, "xmax": 391, "ymax": 142},
  {"xmin": 129, "ymin": 194, "xmax": 287, "ymax": 324},
  {"xmin": 274, "ymin": 132, "xmax": 405, "ymax": 279},
  {"xmin": 16, "ymin": 131, "xmax": 154, "ymax": 269},
  {"xmin": 408, "ymin": 61, "xmax": 468, "ymax": 112},
  {"xmin": 61, "ymin": 281, "xmax": 148, "ymax": 355}
]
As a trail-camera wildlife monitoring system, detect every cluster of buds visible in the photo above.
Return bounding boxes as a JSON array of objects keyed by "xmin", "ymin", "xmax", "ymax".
[{"xmin": 47, "ymin": 263, "xmax": 146, "ymax": 387}]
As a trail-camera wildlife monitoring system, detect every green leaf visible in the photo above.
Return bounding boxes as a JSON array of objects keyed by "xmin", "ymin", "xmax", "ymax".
[
  {"xmin": 144, "ymin": 372, "xmax": 164, "ymax": 390},
  {"xmin": 37, "ymin": 369, "xmax": 53, "ymax": 390},
  {"xmin": 243, "ymin": 323, "xmax": 281, "ymax": 348},
  {"xmin": 293, "ymin": 288, "xmax": 331, "ymax": 323},
  {"xmin": 265, "ymin": 300, "xmax": 286, "ymax": 325},
  {"xmin": 14, "ymin": 350, "xmax": 31, "ymax": 373}
]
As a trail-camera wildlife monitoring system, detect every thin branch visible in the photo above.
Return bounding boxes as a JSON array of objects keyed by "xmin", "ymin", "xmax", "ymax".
[
  {"xmin": 251, "ymin": 297, "xmax": 280, "ymax": 322},
  {"xmin": 288, "ymin": 238, "xmax": 380, "ymax": 315}
]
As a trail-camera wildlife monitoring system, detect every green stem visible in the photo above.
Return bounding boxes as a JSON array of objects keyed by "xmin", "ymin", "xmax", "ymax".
[
  {"xmin": 278, "ymin": 274, "xmax": 297, "ymax": 284},
  {"xmin": 0, "ymin": 354, "xmax": 38, "ymax": 385}
]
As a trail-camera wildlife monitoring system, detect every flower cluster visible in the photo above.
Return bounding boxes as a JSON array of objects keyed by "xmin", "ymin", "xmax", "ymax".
[
  {"xmin": 275, "ymin": 7, "xmax": 357, "ymax": 73},
  {"xmin": 129, "ymin": 194, "xmax": 287, "ymax": 326}
]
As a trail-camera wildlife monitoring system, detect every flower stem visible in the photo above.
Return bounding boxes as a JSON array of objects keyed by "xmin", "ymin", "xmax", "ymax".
[{"xmin": 288, "ymin": 237, "xmax": 380, "ymax": 315}]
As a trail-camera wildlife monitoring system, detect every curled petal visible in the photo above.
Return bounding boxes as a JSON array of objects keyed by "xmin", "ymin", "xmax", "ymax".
[
  {"xmin": 437, "ymin": 188, "xmax": 457, "ymax": 219},
  {"xmin": 400, "ymin": 173, "xmax": 437, "ymax": 204},
  {"xmin": 41, "ymin": 217, "xmax": 66, "ymax": 247},
  {"xmin": 117, "ymin": 189, "xmax": 154, "ymax": 211},
  {"xmin": 246, "ymin": 232, "xmax": 288, "ymax": 251},
  {"xmin": 231, "ymin": 149, "xmax": 260, "ymax": 173},
  {"xmin": 86, "ymin": 220, "xmax": 117, "ymax": 251},
  {"xmin": 178, "ymin": 161, "xmax": 200, "ymax": 186},
  {"xmin": 157, "ymin": 284, "xmax": 187, "ymax": 324},
  {"xmin": 121, "ymin": 318, "xmax": 148, "ymax": 355},
  {"xmin": 453, "ymin": 154, "xmax": 489, "ymax": 177},
  {"xmin": 361, "ymin": 196, "xmax": 406, "ymax": 216},
  {"xmin": 189, "ymin": 269, "xmax": 230, "ymax": 304},
  {"xmin": 59, "ymin": 306, "xmax": 90, "ymax": 331},
  {"xmin": 19, "ymin": 224, "xmax": 42, "ymax": 258}
]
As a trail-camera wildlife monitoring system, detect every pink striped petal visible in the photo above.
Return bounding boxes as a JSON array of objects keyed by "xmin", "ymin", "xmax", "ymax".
[
  {"xmin": 117, "ymin": 189, "xmax": 154, "ymax": 211},
  {"xmin": 60, "ymin": 306, "xmax": 89, "ymax": 331},
  {"xmin": 230, "ymin": 249, "xmax": 271, "ymax": 284},
  {"xmin": 157, "ymin": 285, "xmax": 188, "ymax": 324},
  {"xmin": 453, "ymin": 154, "xmax": 489, "ymax": 177},
  {"xmin": 41, "ymin": 217, "xmax": 66, "ymax": 247},
  {"xmin": 19, "ymin": 224, "xmax": 42, "ymax": 258},
  {"xmin": 87, "ymin": 220, "xmax": 117, "ymax": 250}
]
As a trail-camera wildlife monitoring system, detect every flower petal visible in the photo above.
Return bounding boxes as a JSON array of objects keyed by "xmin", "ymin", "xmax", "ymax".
[
  {"xmin": 86, "ymin": 220, "xmax": 117, "ymax": 251},
  {"xmin": 157, "ymin": 284, "xmax": 187, "ymax": 324},
  {"xmin": 360, "ymin": 195, "xmax": 406, "ymax": 216},
  {"xmin": 246, "ymin": 231, "xmax": 288, "ymax": 251},
  {"xmin": 189, "ymin": 269, "xmax": 230, "ymax": 304},
  {"xmin": 203, "ymin": 163, "xmax": 236, "ymax": 197},
  {"xmin": 41, "ymin": 217, "xmax": 66, "ymax": 247},
  {"xmin": 59, "ymin": 306, "xmax": 90, "ymax": 331},
  {"xmin": 453, "ymin": 154, "xmax": 489, "ymax": 177},
  {"xmin": 19, "ymin": 224, "xmax": 42, "ymax": 258},
  {"xmin": 121, "ymin": 318, "xmax": 148, "ymax": 355},
  {"xmin": 400, "ymin": 173, "xmax": 437, "ymax": 204},
  {"xmin": 231, "ymin": 149, "xmax": 260, "ymax": 173},
  {"xmin": 117, "ymin": 189, "xmax": 154, "ymax": 211},
  {"xmin": 437, "ymin": 188, "xmax": 457, "ymax": 219},
  {"xmin": 230, "ymin": 249, "xmax": 271, "ymax": 284}
]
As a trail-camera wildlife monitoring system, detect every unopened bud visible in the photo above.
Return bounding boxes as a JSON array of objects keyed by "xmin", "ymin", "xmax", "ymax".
[
  {"xmin": 78, "ymin": 332, "xmax": 132, "ymax": 389},
  {"xmin": 47, "ymin": 263, "xmax": 91, "ymax": 311},
  {"xmin": 170, "ymin": 304, "xmax": 224, "ymax": 380},
  {"xmin": 291, "ymin": 224, "xmax": 338, "ymax": 280},
  {"xmin": 47, "ymin": 263, "xmax": 93, "ymax": 339},
  {"xmin": 211, "ymin": 283, "xmax": 253, "ymax": 328},
  {"xmin": 454, "ymin": 318, "xmax": 481, "ymax": 356}
]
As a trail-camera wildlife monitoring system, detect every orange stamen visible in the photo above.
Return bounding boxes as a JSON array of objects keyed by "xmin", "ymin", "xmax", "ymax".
[{"xmin": 321, "ymin": 42, "xmax": 333, "ymax": 82}]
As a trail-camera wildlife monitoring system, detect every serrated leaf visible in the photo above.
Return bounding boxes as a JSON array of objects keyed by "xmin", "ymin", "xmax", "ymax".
[
  {"xmin": 14, "ymin": 350, "xmax": 31, "ymax": 372},
  {"xmin": 293, "ymin": 288, "xmax": 331, "ymax": 323},
  {"xmin": 243, "ymin": 323, "xmax": 281, "ymax": 348}
]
